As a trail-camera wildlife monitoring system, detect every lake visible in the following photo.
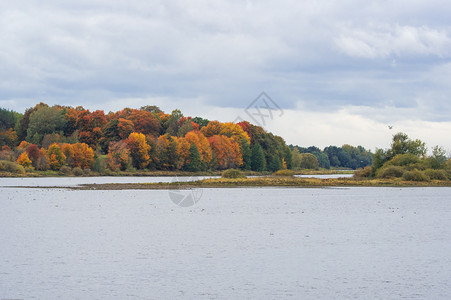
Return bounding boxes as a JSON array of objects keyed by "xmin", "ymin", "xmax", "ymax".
[{"xmin": 1, "ymin": 178, "xmax": 450, "ymax": 299}]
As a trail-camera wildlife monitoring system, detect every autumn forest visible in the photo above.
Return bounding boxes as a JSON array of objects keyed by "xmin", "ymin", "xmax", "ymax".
[{"xmin": 0, "ymin": 103, "xmax": 372, "ymax": 174}]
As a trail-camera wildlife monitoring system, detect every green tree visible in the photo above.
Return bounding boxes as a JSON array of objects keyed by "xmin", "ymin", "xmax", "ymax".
[
  {"xmin": 291, "ymin": 148, "xmax": 302, "ymax": 169},
  {"xmin": 429, "ymin": 146, "xmax": 448, "ymax": 169},
  {"xmin": 16, "ymin": 102, "xmax": 48, "ymax": 141},
  {"xmin": 192, "ymin": 117, "xmax": 210, "ymax": 129},
  {"xmin": 26, "ymin": 106, "xmax": 67, "ymax": 145},
  {"xmin": 251, "ymin": 143, "xmax": 265, "ymax": 171},
  {"xmin": 0, "ymin": 108, "xmax": 22, "ymax": 130},
  {"xmin": 240, "ymin": 138, "xmax": 252, "ymax": 170},
  {"xmin": 299, "ymin": 153, "xmax": 319, "ymax": 169},
  {"xmin": 185, "ymin": 144, "xmax": 202, "ymax": 172},
  {"xmin": 389, "ymin": 132, "xmax": 426, "ymax": 158}
]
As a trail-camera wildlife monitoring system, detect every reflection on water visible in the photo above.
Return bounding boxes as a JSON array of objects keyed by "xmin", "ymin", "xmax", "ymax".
[{"xmin": 1, "ymin": 186, "xmax": 450, "ymax": 299}]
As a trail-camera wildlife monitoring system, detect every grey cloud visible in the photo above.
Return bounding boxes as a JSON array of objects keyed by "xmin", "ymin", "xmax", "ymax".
[{"xmin": 0, "ymin": 0, "xmax": 450, "ymax": 124}]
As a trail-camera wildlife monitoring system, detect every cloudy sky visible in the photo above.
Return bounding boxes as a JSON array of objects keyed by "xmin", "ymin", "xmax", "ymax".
[{"xmin": 1, "ymin": 0, "xmax": 451, "ymax": 151}]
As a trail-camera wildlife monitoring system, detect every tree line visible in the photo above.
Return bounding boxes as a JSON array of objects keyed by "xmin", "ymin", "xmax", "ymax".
[
  {"xmin": 0, "ymin": 104, "xmax": 294, "ymax": 173},
  {"xmin": 289, "ymin": 144, "xmax": 373, "ymax": 170}
]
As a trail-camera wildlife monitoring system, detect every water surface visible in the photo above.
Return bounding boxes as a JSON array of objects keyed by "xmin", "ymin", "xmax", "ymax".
[{"xmin": 1, "ymin": 185, "xmax": 450, "ymax": 299}]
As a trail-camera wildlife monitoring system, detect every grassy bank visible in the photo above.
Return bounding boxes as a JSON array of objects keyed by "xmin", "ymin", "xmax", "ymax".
[{"xmin": 60, "ymin": 176, "xmax": 451, "ymax": 190}]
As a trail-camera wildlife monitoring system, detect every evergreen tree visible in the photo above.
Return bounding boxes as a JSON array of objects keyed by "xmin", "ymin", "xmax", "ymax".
[
  {"xmin": 251, "ymin": 143, "xmax": 265, "ymax": 171},
  {"xmin": 185, "ymin": 144, "xmax": 201, "ymax": 172},
  {"xmin": 240, "ymin": 138, "xmax": 252, "ymax": 170}
]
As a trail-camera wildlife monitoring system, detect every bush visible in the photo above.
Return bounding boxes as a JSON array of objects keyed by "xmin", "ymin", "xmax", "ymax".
[
  {"xmin": 402, "ymin": 170, "xmax": 429, "ymax": 182},
  {"xmin": 353, "ymin": 166, "xmax": 372, "ymax": 178},
  {"xmin": 72, "ymin": 167, "xmax": 84, "ymax": 176},
  {"xmin": 424, "ymin": 169, "xmax": 448, "ymax": 181},
  {"xmin": 59, "ymin": 166, "xmax": 72, "ymax": 176},
  {"xmin": 0, "ymin": 160, "xmax": 26, "ymax": 174},
  {"xmin": 376, "ymin": 166, "xmax": 405, "ymax": 178},
  {"xmin": 273, "ymin": 169, "xmax": 295, "ymax": 177},
  {"xmin": 222, "ymin": 168, "xmax": 246, "ymax": 179},
  {"xmin": 92, "ymin": 155, "xmax": 107, "ymax": 173},
  {"xmin": 387, "ymin": 153, "xmax": 420, "ymax": 166}
]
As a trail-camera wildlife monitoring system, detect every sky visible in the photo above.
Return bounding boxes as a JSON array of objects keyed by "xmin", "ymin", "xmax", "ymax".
[{"xmin": 1, "ymin": 0, "xmax": 451, "ymax": 152}]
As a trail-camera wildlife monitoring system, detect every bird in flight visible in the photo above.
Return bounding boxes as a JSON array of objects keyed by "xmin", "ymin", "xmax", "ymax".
[{"xmin": 388, "ymin": 125, "xmax": 393, "ymax": 130}]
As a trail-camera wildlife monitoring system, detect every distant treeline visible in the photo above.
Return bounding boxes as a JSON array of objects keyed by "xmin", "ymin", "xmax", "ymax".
[{"xmin": 290, "ymin": 145, "xmax": 373, "ymax": 170}]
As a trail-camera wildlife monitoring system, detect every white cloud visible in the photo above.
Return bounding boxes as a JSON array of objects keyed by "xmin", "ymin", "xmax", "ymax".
[{"xmin": 335, "ymin": 24, "xmax": 451, "ymax": 59}]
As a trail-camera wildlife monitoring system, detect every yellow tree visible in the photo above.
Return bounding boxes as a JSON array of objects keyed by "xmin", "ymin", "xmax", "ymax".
[
  {"xmin": 47, "ymin": 143, "xmax": 66, "ymax": 170},
  {"xmin": 72, "ymin": 143, "xmax": 95, "ymax": 169},
  {"xmin": 17, "ymin": 152, "xmax": 32, "ymax": 168},
  {"xmin": 220, "ymin": 122, "xmax": 251, "ymax": 144},
  {"xmin": 126, "ymin": 132, "xmax": 151, "ymax": 169},
  {"xmin": 200, "ymin": 120, "xmax": 222, "ymax": 137},
  {"xmin": 174, "ymin": 136, "xmax": 191, "ymax": 169},
  {"xmin": 61, "ymin": 143, "xmax": 75, "ymax": 167}
]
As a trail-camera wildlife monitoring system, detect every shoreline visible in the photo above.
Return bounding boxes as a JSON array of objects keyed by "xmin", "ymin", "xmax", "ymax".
[{"xmin": 4, "ymin": 177, "xmax": 451, "ymax": 190}]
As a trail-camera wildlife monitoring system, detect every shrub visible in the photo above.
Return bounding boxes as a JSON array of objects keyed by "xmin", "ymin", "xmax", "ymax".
[
  {"xmin": 222, "ymin": 168, "xmax": 246, "ymax": 179},
  {"xmin": 376, "ymin": 166, "xmax": 405, "ymax": 178},
  {"xmin": 0, "ymin": 160, "xmax": 26, "ymax": 174},
  {"xmin": 59, "ymin": 166, "xmax": 72, "ymax": 176},
  {"xmin": 92, "ymin": 155, "xmax": 107, "ymax": 173},
  {"xmin": 387, "ymin": 153, "xmax": 420, "ymax": 166},
  {"xmin": 72, "ymin": 167, "xmax": 84, "ymax": 176},
  {"xmin": 273, "ymin": 169, "xmax": 295, "ymax": 177},
  {"xmin": 353, "ymin": 166, "xmax": 372, "ymax": 178},
  {"xmin": 424, "ymin": 169, "xmax": 448, "ymax": 181},
  {"xmin": 402, "ymin": 170, "xmax": 429, "ymax": 182}
]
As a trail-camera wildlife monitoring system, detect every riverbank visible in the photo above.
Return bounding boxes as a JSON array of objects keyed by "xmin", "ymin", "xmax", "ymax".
[{"xmin": 9, "ymin": 176, "xmax": 450, "ymax": 190}]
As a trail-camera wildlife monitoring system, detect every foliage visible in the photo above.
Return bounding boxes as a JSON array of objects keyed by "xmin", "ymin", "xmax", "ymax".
[
  {"xmin": 251, "ymin": 143, "xmax": 265, "ymax": 172},
  {"xmin": 353, "ymin": 166, "xmax": 372, "ymax": 178},
  {"xmin": 16, "ymin": 152, "xmax": 32, "ymax": 168},
  {"xmin": 222, "ymin": 168, "xmax": 246, "ymax": 178},
  {"xmin": 389, "ymin": 132, "xmax": 426, "ymax": 158},
  {"xmin": 429, "ymin": 146, "xmax": 448, "ymax": 169},
  {"xmin": 72, "ymin": 167, "xmax": 84, "ymax": 176},
  {"xmin": 0, "ymin": 160, "xmax": 26, "ymax": 174},
  {"xmin": 59, "ymin": 166, "xmax": 72, "ymax": 176},
  {"xmin": 273, "ymin": 169, "xmax": 295, "ymax": 177},
  {"xmin": 5, "ymin": 102, "xmax": 297, "ymax": 173},
  {"xmin": 26, "ymin": 106, "xmax": 67, "ymax": 145},
  {"xmin": 376, "ymin": 166, "xmax": 405, "ymax": 179},
  {"xmin": 402, "ymin": 170, "xmax": 429, "ymax": 182},
  {"xmin": 0, "ymin": 129, "xmax": 18, "ymax": 148},
  {"xmin": 0, "ymin": 108, "xmax": 22, "ymax": 131},
  {"xmin": 424, "ymin": 169, "xmax": 448, "ymax": 181},
  {"xmin": 47, "ymin": 143, "xmax": 66, "ymax": 170},
  {"xmin": 72, "ymin": 143, "xmax": 95, "ymax": 169},
  {"xmin": 184, "ymin": 144, "xmax": 202, "ymax": 172},
  {"xmin": 92, "ymin": 155, "xmax": 108, "ymax": 174},
  {"xmin": 107, "ymin": 141, "xmax": 130, "ymax": 171},
  {"xmin": 299, "ymin": 153, "xmax": 319, "ymax": 169},
  {"xmin": 240, "ymin": 138, "xmax": 252, "ymax": 170},
  {"xmin": 209, "ymin": 135, "xmax": 243, "ymax": 169},
  {"xmin": 126, "ymin": 132, "xmax": 151, "ymax": 169}
]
